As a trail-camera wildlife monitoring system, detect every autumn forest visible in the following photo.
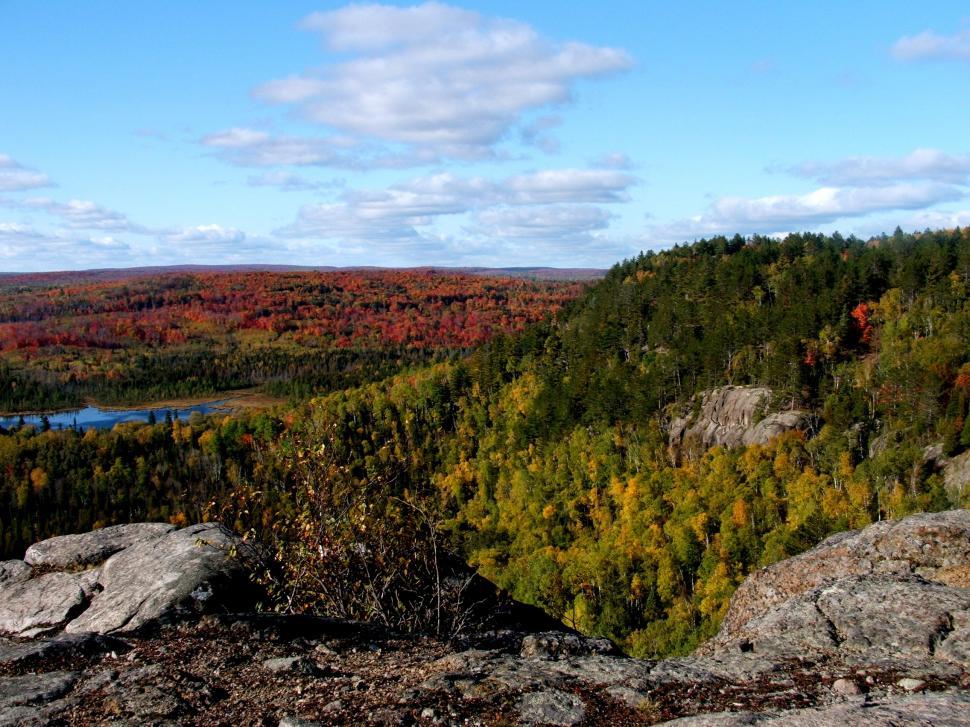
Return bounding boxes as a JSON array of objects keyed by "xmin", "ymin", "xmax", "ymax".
[
  {"xmin": 3, "ymin": 228, "xmax": 970, "ymax": 657},
  {"xmin": 0, "ymin": 269, "xmax": 584, "ymax": 410}
]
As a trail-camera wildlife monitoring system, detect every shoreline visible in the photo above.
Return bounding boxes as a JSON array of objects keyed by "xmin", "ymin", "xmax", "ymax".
[{"xmin": 0, "ymin": 388, "xmax": 284, "ymax": 418}]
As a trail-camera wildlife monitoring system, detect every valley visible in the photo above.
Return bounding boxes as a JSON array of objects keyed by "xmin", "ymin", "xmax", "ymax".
[
  {"xmin": 4, "ymin": 228, "xmax": 969, "ymax": 661},
  {"xmin": 5, "ymin": 4, "xmax": 968, "ymax": 723}
]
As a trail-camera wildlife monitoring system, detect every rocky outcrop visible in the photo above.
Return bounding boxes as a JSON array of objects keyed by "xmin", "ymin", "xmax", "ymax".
[
  {"xmin": 943, "ymin": 449, "xmax": 970, "ymax": 505},
  {"xmin": 664, "ymin": 692, "xmax": 970, "ymax": 726},
  {"xmin": 0, "ymin": 570, "xmax": 100, "ymax": 637},
  {"xmin": 1, "ymin": 514, "xmax": 967, "ymax": 725},
  {"xmin": 65, "ymin": 522, "xmax": 254, "ymax": 634},
  {"xmin": 0, "ymin": 522, "xmax": 255, "ymax": 638},
  {"xmin": 0, "ymin": 561, "xmax": 30, "ymax": 587},
  {"xmin": 707, "ymin": 509, "xmax": 970, "ymax": 647},
  {"xmin": 668, "ymin": 386, "xmax": 812, "ymax": 462},
  {"xmin": 700, "ymin": 574, "xmax": 970, "ymax": 669},
  {"xmin": 24, "ymin": 522, "xmax": 175, "ymax": 569},
  {"xmin": 0, "ymin": 671, "xmax": 80, "ymax": 727}
]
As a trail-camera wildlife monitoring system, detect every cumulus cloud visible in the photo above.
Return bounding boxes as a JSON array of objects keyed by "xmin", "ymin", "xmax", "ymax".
[
  {"xmin": 201, "ymin": 128, "xmax": 344, "ymax": 167},
  {"xmin": 0, "ymin": 223, "xmax": 132, "ymax": 270},
  {"xmin": 786, "ymin": 148, "xmax": 970, "ymax": 186},
  {"xmin": 650, "ymin": 182, "xmax": 964, "ymax": 242},
  {"xmin": 160, "ymin": 224, "xmax": 247, "ymax": 245},
  {"xmin": 892, "ymin": 29, "xmax": 970, "ymax": 62},
  {"xmin": 18, "ymin": 197, "xmax": 145, "ymax": 232},
  {"xmin": 278, "ymin": 168, "xmax": 634, "ymax": 241},
  {"xmin": 200, "ymin": 127, "xmax": 437, "ymax": 169},
  {"xmin": 0, "ymin": 222, "xmax": 56, "ymax": 248},
  {"xmin": 519, "ymin": 115, "xmax": 562, "ymax": 153},
  {"xmin": 0, "ymin": 154, "xmax": 53, "ymax": 192},
  {"xmin": 711, "ymin": 184, "xmax": 960, "ymax": 224},
  {"xmin": 279, "ymin": 176, "xmax": 477, "ymax": 242},
  {"xmin": 147, "ymin": 224, "xmax": 279, "ymax": 263},
  {"xmin": 80, "ymin": 235, "xmax": 130, "ymax": 250},
  {"xmin": 472, "ymin": 205, "xmax": 612, "ymax": 240},
  {"xmin": 249, "ymin": 2, "xmax": 632, "ymax": 161},
  {"xmin": 506, "ymin": 169, "xmax": 633, "ymax": 204},
  {"xmin": 882, "ymin": 208, "xmax": 970, "ymax": 231}
]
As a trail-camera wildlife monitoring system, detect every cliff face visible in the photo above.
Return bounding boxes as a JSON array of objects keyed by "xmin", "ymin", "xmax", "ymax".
[
  {"xmin": 668, "ymin": 386, "xmax": 812, "ymax": 463},
  {"xmin": 943, "ymin": 450, "xmax": 970, "ymax": 505},
  {"xmin": 2, "ymin": 512, "xmax": 969, "ymax": 726}
]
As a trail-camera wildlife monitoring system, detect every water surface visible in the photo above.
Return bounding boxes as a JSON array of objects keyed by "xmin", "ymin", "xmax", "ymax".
[{"xmin": 0, "ymin": 400, "xmax": 228, "ymax": 431}]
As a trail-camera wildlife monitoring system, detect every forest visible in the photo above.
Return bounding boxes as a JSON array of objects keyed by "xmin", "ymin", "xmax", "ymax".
[
  {"xmin": 0, "ymin": 269, "xmax": 583, "ymax": 410},
  {"xmin": 3, "ymin": 227, "xmax": 970, "ymax": 657}
]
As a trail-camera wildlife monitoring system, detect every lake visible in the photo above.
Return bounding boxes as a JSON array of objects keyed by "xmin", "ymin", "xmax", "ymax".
[{"xmin": 0, "ymin": 400, "xmax": 229, "ymax": 431}]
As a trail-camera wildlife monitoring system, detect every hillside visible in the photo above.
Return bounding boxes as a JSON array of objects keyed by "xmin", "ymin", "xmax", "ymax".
[
  {"xmin": 0, "ymin": 269, "xmax": 584, "ymax": 410},
  {"xmin": 0, "ymin": 266, "xmax": 605, "ymax": 286},
  {"xmin": 4, "ymin": 228, "xmax": 970, "ymax": 660}
]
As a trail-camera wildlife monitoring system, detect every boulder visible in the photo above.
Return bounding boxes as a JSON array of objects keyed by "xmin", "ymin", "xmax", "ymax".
[
  {"xmin": 0, "ymin": 570, "xmax": 100, "ymax": 637},
  {"xmin": 707, "ymin": 509, "xmax": 970, "ymax": 647},
  {"xmin": 65, "ymin": 522, "xmax": 254, "ymax": 634},
  {"xmin": 668, "ymin": 387, "xmax": 811, "ymax": 462},
  {"xmin": 24, "ymin": 522, "xmax": 175, "ymax": 569}
]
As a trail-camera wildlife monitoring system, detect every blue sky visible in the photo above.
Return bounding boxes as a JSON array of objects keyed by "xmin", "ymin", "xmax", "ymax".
[{"xmin": 2, "ymin": 1, "xmax": 969, "ymax": 270}]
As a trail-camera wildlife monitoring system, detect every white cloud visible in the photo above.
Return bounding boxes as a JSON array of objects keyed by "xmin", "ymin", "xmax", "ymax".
[
  {"xmin": 892, "ymin": 29, "xmax": 970, "ymax": 62},
  {"xmin": 506, "ymin": 169, "xmax": 634, "ymax": 204},
  {"xmin": 200, "ymin": 127, "xmax": 437, "ymax": 169},
  {"xmin": 160, "ymin": 224, "xmax": 247, "ymax": 245},
  {"xmin": 277, "ymin": 168, "xmax": 634, "ymax": 241},
  {"xmin": 0, "ymin": 222, "xmax": 54, "ymax": 249},
  {"xmin": 19, "ymin": 197, "xmax": 143, "ymax": 232},
  {"xmin": 201, "ymin": 128, "xmax": 345, "ymax": 167},
  {"xmin": 202, "ymin": 128, "xmax": 272, "ymax": 148},
  {"xmin": 883, "ymin": 209, "xmax": 970, "ymax": 231},
  {"xmin": 650, "ymin": 182, "xmax": 964, "ymax": 242},
  {"xmin": 247, "ymin": 171, "xmax": 338, "ymax": 192},
  {"xmin": 0, "ymin": 223, "xmax": 132, "ymax": 270},
  {"xmin": 787, "ymin": 148, "xmax": 970, "ymax": 185},
  {"xmin": 519, "ymin": 115, "xmax": 562, "ymax": 153},
  {"xmin": 713, "ymin": 183, "xmax": 962, "ymax": 224},
  {"xmin": 82, "ymin": 235, "xmax": 129, "ymax": 250},
  {"xmin": 250, "ymin": 2, "xmax": 632, "ymax": 161},
  {"xmin": 0, "ymin": 154, "xmax": 53, "ymax": 192},
  {"xmin": 149, "ymin": 225, "xmax": 277, "ymax": 262},
  {"xmin": 298, "ymin": 3, "xmax": 480, "ymax": 52},
  {"xmin": 473, "ymin": 205, "xmax": 611, "ymax": 240}
]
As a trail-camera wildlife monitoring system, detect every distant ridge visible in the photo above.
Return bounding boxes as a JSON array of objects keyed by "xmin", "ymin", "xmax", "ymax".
[{"xmin": 0, "ymin": 264, "xmax": 605, "ymax": 284}]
